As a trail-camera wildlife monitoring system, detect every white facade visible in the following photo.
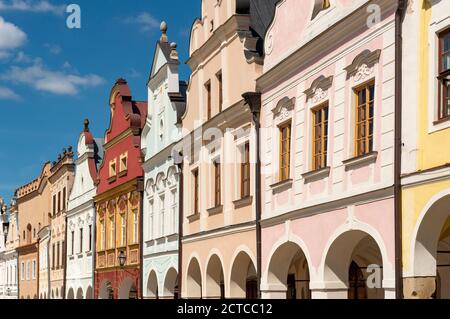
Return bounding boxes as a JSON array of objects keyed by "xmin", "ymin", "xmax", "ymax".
[
  {"xmin": 142, "ymin": 24, "xmax": 185, "ymax": 299},
  {"xmin": 0, "ymin": 203, "xmax": 18, "ymax": 299},
  {"xmin": 65, "ymin": 124, "xmax": 103, "ymax": 299}
]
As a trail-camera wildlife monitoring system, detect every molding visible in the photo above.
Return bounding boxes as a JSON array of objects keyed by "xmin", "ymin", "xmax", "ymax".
[
  {"xmin": 304, "ymin": 75, "xmax": 333, "ymax": 102},
  {"xmin": 187, "ymin": 213, "xmax": 200, "ymax": 223},
  {"xmin": 344, "ymin": 49, "xmax": 381, "ymax": 79},
  {"xmin": 232, "ymin": 196, "xmax": 253, "ymax": 209},
  {"xmin": 207, "ymin": 205, "xmax": 223, "ymax": 216},
  {"xmin": 302, "ymin": 166, "xmax": 331, "ymax": 183},
  {"xmin": 402, "ymin": 164, "xmax": 450, "ymax": 189},
  {"xmin": 182, "ymin": 221, "xmax": 256, "ymax": 244},
  {"xmin": 270, "ymin": 179, "xmax": 293, "ymax": 193},
  {"xmin": 343, "ymin": 151, "xmax": 378, "ymax": 171}
]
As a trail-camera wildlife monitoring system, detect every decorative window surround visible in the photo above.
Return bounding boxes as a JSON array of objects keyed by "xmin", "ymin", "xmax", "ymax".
[
  {"xmin": 270, "ymin": 179, "xmax": 293, "ymax": 193},
  {"xmin": 302, "ymin": 166, "xmax": 331, "ymax": 183},
  {"xmin": 344, "ymin": 49, "xmax": 381, "ymax": 80},
  {"xmin": 304, "ymin": 75, "xmax": 333, "ymax": 104},
  {"xmin": 207, "ymin": 205, "xmax": 223, "ymax": 216},
  {"xmin": 343, "ymin": 151, "xmax": 378, "ymax": 171},
  {"xmin": 233, "ymin": 196, "xmax": 253, "ymax": 209}
]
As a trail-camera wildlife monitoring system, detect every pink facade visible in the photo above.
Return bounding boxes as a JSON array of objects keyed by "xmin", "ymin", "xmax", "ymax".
[{"xmin": 258, "ymin": 0, "xmax": 397, "ymax": 299}]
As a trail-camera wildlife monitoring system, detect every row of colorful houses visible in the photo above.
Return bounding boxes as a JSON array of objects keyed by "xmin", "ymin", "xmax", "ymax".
[{"xmin": 0, "ymin": 0, "xmax": 449, "ymax": 299}]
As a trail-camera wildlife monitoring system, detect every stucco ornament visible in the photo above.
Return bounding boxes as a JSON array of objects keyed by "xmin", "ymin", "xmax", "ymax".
[
  {"xmin": 265, "ymin": 31, "xmax": 274, "ymax": 56},
  {"xmin": 311, "ymin": 88, "xmax": 328, "ymax": 104},
  {"xmin": 354, "ymin": 64, "xmax": 373, "ymax": 82}
]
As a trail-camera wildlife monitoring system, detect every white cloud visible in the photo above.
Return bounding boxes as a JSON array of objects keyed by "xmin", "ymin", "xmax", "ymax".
[
  {"xmin": 0, "ymin": 86, "xmax": 20, "ymax": 100},
  {"xmin": 2, "ymin": 60, "xmax": 105, "ymax": 95},
  {"xmin": 44, "ymin": 43, "xmax": 61, "ymax": 55},
  {"xmin": 124, "ymin": 12, "xmax": 160, "ymax": 32},
  {"xmin": 0, "ymin": 16, "xmax": 27, "ymax": 50},
  {"xmin": 0, "ymin": 51, "xmax": 11, "ymax": 60},
  {"xmin": 0, "ymin": 0, "xmax": 65, "ymax": 15}
]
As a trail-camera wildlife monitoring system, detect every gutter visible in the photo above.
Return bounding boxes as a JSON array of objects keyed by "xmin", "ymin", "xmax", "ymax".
[
  {"xmin": 138, "ymin": 177, "xmax": 144, "ymax": 299},
  {"xmin": 243, "ymin": 92, "xmax": 262, "ymax": 299},
  {"xmin": 394, "ymin": 0, "xmax": 407, "ymax": 299},
  {"xmin": 62, "ymin": 215, "xmax": 68, "ymax": 299},
  {"xmin": 176, "ymin": 155, "xmax": 184, "ymax": 299}
]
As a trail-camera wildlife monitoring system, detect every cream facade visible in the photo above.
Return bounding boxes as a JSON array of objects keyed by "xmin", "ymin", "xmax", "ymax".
[{"xmin": 181, "ymin": 0, "xmax": 264, "ymax": 299}]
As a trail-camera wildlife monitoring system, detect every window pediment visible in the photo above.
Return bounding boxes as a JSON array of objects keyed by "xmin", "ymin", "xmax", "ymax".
[
  {"xmin": 304, "ymin": 75, "xmax": 333, "ymax": 104},
  {"xmin": 345, "ymin": 49, "xmax": 381, "ymax": 80},
  {"xmin": 272, "ymin": 97, "xmax": 295, "ymax": 123}
]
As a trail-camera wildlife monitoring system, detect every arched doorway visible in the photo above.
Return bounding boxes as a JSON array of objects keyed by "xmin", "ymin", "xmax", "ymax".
[
  {"xmin": 99, "ymin": 280, "xmax": 114, "ymax": 299},
  {"xmin": 323, "ymin": 230, "xmax": 385, "ymax": 299},
  {"xmin": 163, "ymin": 268, "xmax": 178, "ymax": 299},
  {"xmin": 205, "ymin": 255, "xmax": 225, "ymax": 299},
  {"xmin": 266, "ymin": 241, "xmax": 311, "ymax": 299},
  {"xmin": 147, "ymin": 270, "xmax": 158, "ymax": 299},
  {"xmin": 186, "ymin": 257, "xmax": 202, "ymax": 299},
  {"xmin": 118, "ymin": 277, "xmax": 138, "ymax": 299},
  {"xmin": 86, "ymin": 286, "xmax": 93, "ymax": 299},
  {"xmin": 411, "ymin": 194, "xmax": 450, "ymax": 298},
  {"xmin": 67, "ymin": 288, "xmax": 74, "ymax": 299},
  {"xmin": 230, "ymin": 251, "xmax": 257, "ymax": 299},
  {"xmin": 76, "ymin": 287, "xmax": 83, "ymax": 299}
]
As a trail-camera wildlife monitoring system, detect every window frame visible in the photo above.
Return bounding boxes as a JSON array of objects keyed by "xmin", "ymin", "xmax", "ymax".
[
  {"xmin": 214, "ymin": 160, "xmax": 221, "ymax": 207},
  {"xmin": 438, "ymin": 28, "xmax": 450, "ymax": 121},
  {"xmin": 240, "ymin": 142, "xmax": 250, "ymax": 199},
  {"xmin": 109, "ymin": 159, "xmax": 117, "ymax": 178},
  {"xmin": 311, "ymin": 102, "xmax": 329, "ymax": 171},
  {"xmin": 279, "ymin": 121, "xmax": 292, "ymax": 182},
  {"xmin": 119, "ymin": 152, "xmax": 128, "ymax": 173},
  {"xmin": 217, "ymin": 71, "xmax": 223, "ymax": 112},
  {"xmin": 354, "ymin": 80, "xmax": 375, "ymax": 157},
  {"xmin": 205, "ymin": 81, "xmax": 212, "ymax": 120},
  {"xmin": 193, "ymin": 169, "xmax": 200, "ymax": 215}
]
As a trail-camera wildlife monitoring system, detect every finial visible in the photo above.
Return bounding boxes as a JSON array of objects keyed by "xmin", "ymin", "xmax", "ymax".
[
  {"xmin": 160, "ymin": 21, "xmax": 168, "ymax": 43},
  {"xmin": 170, "ymin": 42, "xmax": 179, "ymax": 60},
  {"xmin": 84, "ymin": 118, "xmax": 90, "ymax": 132}
]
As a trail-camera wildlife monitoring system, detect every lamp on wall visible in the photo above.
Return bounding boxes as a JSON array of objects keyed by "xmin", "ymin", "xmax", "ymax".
[{"xmin": 118, "ymin": 250, "xmax": 126, "ymax": 268}]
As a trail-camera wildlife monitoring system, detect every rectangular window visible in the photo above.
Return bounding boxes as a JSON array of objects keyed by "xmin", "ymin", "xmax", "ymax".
[
  {"xmin": 62, "ymin": 241, "xmax": 65, "ymax": 267},
  {"xmin": 109, "ymin": 216, "xmax": 115, "ymax": 249},
  {"xmin": 149, "ymin": 200, "xmax": 154, "ymax": 239},
  {"xmin": 79, "ymin": 228, "xmax": 83, "ymax": 254},
  {"xmin": 52, "ymin": 243, "xmax": 55, "ymax": 269},
  {"xmin": 119, "ymin": 153, "xmax": 128, "ymax": 172},
  {"xmin": 355, "ymin": 82, "xmax": 375, "ymax": 156},
  {"xmin": 52, "ymin": 195, "xmax": 56, "ymax": 216},
  {"xmin": 279, "ymin": 122, "xmax": 292, "ymax": 181},
  {"xmin": 100, "ymin": 220, "xmax": 105, "ymax": 250},
  {"xmin": 438, "ymin": 29, "xmax": 450, "ymax": 120},
  {"xmin": 159, "ymin": 197, "xmax": 165, "ymax": 238},
  {"xmin": 62, "ymin": 187, "xmax": 66, "ymax": 211},
  {"xmin": 133, "ymin": 210, "xmax": 138, "ymax": 244},
  {"xmin": 214, "ymin": 161, "xmax": 221, "ymax": 207},
  {"xmin": 32, "ymin": 260, "xmax": 36, "ymax": 279},
  {"xmin": 171, "ymin": 190, "xmax": 177, "ymax": 235},
  {"xmin": 312, "ymin": 103, "xmax": 329, "ymax": 170},
  {"xmin": 241, "ymin": 142, "xmax": 250, "ymax": 198},
  {"xmin": 205, "ymin": 81, "xmax": 212, "ymax": 120},
  {"xmin": 57, "ymin": 191, "xmax": 61, "ymax": 213},
  {"xmin": 57, "ymin": 242, "xmax": 60, "ymax": 268},
  {"xmin": 217, "ymin": 72, "xmax": 223, "ymax": 112},
  {"xmin": 21, "ymin": 262, "xmax": 24, "ymax": 281},
  {"xmin": 71, "ymin": 231, "xmax": 75, "ymax": 255},
  {"xmin": 88, "ymin": 225, "xmax": 92, "ymax": 252},
  {"xmin": 193, "ymin": 169, "xmax": 199, "ymax": 214},
  {"xmin": 120, "ymin": 214, "xmax": 126, "ymax": 246},
  {"xmin": 26, "ymin": 261, "xmax": 30, "ymax": 280},
  {"xmin": 109, "ymin": 159, "xmax": 117, "ymax": 178}
]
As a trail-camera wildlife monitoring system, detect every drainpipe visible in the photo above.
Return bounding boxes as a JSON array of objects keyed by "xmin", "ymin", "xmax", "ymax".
[
  {"xmin": 63, "ymin": 215, "xmax": 68, "ymax": 299},
  {"xmin": 47, "ymin": 230, "xmax": 51, "ymax": 299},
  {"xmin": 394, "ymin": 0, "xmax": 407, "ymax": 299},
  {"xmin": 242, "ymin": 92, "xmax": 262, "ymax": 299},
  {"xmin": 138, "ymin": 177, "xmax": 144, "ymax": 299},
  {"xmin": 176, "ymin": 153, "xmax": 184, "ymax": 299}
]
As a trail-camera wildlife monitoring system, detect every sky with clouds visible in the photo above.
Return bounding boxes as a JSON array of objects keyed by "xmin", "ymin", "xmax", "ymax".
[{"xmin": 0, "ymin": 0, "xmax": 199, "ymax": 203}]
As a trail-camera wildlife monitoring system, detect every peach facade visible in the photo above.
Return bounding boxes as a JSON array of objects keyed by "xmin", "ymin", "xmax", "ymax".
[{"xmin": 259, "ymin": 0, "xmax": 397, "ymax": 299}]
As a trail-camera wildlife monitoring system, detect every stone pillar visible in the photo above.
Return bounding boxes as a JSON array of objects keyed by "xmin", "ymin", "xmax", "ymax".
[
  {"xmin": 403, "ymin": 277, "xmax": 436, "ymax": 299},
  {"xmin": 311, "ymin": 289, "xmax": 348, "ymax": 299}
]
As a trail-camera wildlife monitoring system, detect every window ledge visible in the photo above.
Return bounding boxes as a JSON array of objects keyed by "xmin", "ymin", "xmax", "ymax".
[
  {"xmin": 77, "ymin": 253, "xmax": 83, "ymax": 259},
  {"xmin": 187, "ymin": 213, "xmax": 200, "ymax": 223},
  {"xmin": 302, "ymin": 167, "xmax": 331, "ymax": 183},
  {"xmin": 343, "ymin": 151, "xmax": 378, "ymax": 171},
  {"xmin": 118, "ymin": 170, "xmax": 128, "ymax": 178},
  {"xmin": 69, "ymin": 256, "xmax": 75, "ymax": 261},
  {"xmin": 433, "ymin": 116, "xmax": 450, "ymax": 126},
  {"xmin": 270, "ymin": 179, "xmax": 293, "ymax": 193},
  {"xmin": 107, "ymin": 176, "xmax": 117, "ymax": 183},
  {"xmin": 233, "ymin": 196, "xmax": 253, "ymax": 209},
  {"xmin": 86, "ymin": 251, "xmax": 92, "ymax": 257},
  {"xmin": 207, "ymin": 205, "xmax": 223, "ymax": 216}
]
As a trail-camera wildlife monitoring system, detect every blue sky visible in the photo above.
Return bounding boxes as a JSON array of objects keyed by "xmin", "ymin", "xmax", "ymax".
[{"xmin": 0, "ymin": 0, "xmax": 200, "ymax": 203}]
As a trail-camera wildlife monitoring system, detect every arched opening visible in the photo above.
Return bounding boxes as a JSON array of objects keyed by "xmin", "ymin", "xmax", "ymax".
[
  {"xmin": 118, "ymin": 277, "xmax": 138, "ymax": 299},
  {"xmin": 235, "ymin": 0, "xmax": 250, "ymax": 14},
  {"xmin": 324, "ymin": 231, "xmax": 385, "ymax": 299},
  {"xmin": 205, "ymin": 255, "xmax": 225, "ymax": 299},
  {"xmin": 230, "ymin": 251, "xmax": 257, "ymax": 299},
  {"xmin": 163, "ymin": 268, "xmax": 178, "ymax": 299},
  {"xmin": 44, "ymin": 292, "xmax": 47, "ymax": 299},
  {"xmin": 86, "ymin": 286, "xmax": 93, "ymax": 299},
  {"xmin": 412, "ymin": 194, "xmax": 450, "ymax": 299},
  {"xmin": 99, "ymin": 280, "xmax": 114, "ymax": 299},
  {"xmin": 266, "ymin": 242, "xmax": 310, "ymax": 299},
  {"xmin": 51, "ymin": 290, "xmax": 54, "ymax": 299},
  {"xmin": 67, "ymin": 288, "xmax": 74, "ymax": 299},
  {"xmin": 186, "ymin": 257, "xmax": 202, "ymax": 299},
  {"xmin": 147, "ymin": 270, "xmax": 159, "ymax": 299},
  {"xmin": 76, "ymin": 287, "xmax": 83, "ymax": 299},
  {"xmin": 56, "ymin": 288, "xmax": 59, "ymax": 299}
]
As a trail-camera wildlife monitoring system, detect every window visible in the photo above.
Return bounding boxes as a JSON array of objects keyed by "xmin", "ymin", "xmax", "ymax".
[
  {"xmin": 52, "ymin": 244, "xmax": 55, "ymax": 269},
  {"xmin": 109, "ymin": 216, "xmax": 115, "ymax": 249},
  {"xmin": 312, "ymin": 103, "xmax": 329, "ymax": 170},
  {"xmin": 62, "ymin": 241, "xmax": 65, "ymax": 267},
  {"xmin": 52, "ymin": 195, "xmax": 56, "ymax": 216},
  {"xmin": 79, "ymin": 228, "xmax": 83, "ymax": 254},
  {"xmin": 355, "ymin": 82, "xmax": 375, "ymax": 156},
  {"xmin": 109, "ymin": 159, "xmax": 117, "ymax": 178},
  {"xmin": 159, "ymin": 197, "xmax": 165, "ymax": 237},
  {"xmin": 438, "ymin": 29, "xmax": 450, "ymax": 120},
  {"xmin": 205, "ymin": 81, "xmax": 212, "ymax": 120},
  {"xmin": 214, "ymin": 161, "xmax": 221, "ymax": 207},
  {"xmin": 119, "ymin": 153, "xmax": 128, "ymax": 172},
  {"xmin": 100, "ymin": 220, "xmax": 105, "ymax": 250},
  {"xmin": 217, "ymin": 72, "xmax": 223, "ymax": 112},
  {"xmin": 21, "ymin": 262, "xmax": 24, "ymax": 281},
  {"xmin": 62, "ymin": 187, "xmax": 66, "ymax": 211},
  {"xmin": 88, "ymin": 225, "xmax": 92, "ymax": 252},
  {"xmin": 193, "ymin": 169, "xmax": 199, "ymax": 214},
  {"xmin": 26, "ymin": 261, "xmax": 30, "ymax": 280},
  {"xmin": 133, "ymin": 209, "xmax": 138, "ymax": 244},
  {"xmin": 279, "ymin": 122, "xmax": 292, "ymax": 181},
  {"xmin": 32, "ymin": 260, "xmax": 36, "ymax": 279},
  {"xmin": 33, "ymin": 228, "xmax": 36, "ymax": 238},
  {"xmin": 241, "ymin": 142, "xmax": 250, "ymax": 198},
  {"xmin": 149, "ymin": 200, "xmax": 154, "ymax": 239},
  {"xmin": 58, "ymin": 191, "xmax": 61, "ymax": 213},
  {"xmin": 170, "ymin": 190, "xmax": 177, "ymax": 235},
  {"xmin": 71, "ymin": 231, "xmax": 75, "ymax": 255},
  {"xmin": 120, "ymin": 214, "xmax": 126, "ymax": 247},
  {"xmin": 57, "ymin": 242, "xmax": 60, "ymax": 268}
]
